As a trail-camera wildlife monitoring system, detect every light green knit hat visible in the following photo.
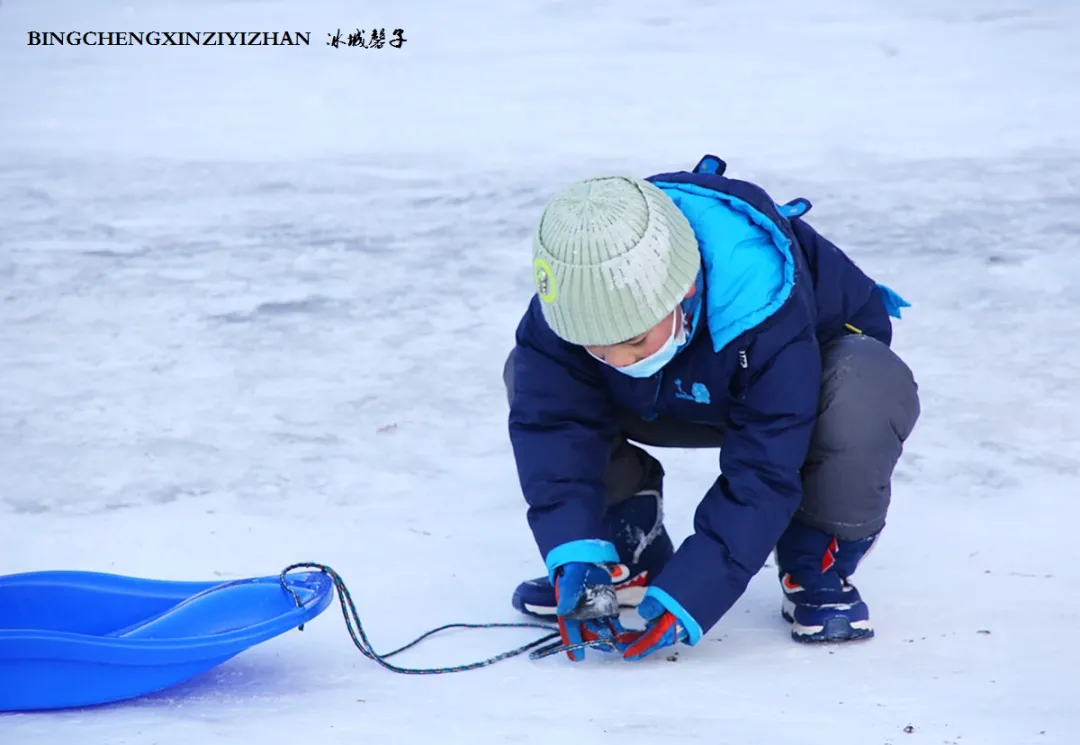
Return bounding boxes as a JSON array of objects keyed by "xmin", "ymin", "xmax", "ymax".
[{"xmin": 531, "ymin": 176, "xmax": 701, "ymax": 346}]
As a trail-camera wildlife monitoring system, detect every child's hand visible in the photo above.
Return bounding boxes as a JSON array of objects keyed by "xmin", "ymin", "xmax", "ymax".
[
  {"xmin": 619, "ymin": 595, "xmax": 690, "ymax": 661},
  {"xmin": 553, "ymin": 562, "xmax": 625, "ymax": 661}
]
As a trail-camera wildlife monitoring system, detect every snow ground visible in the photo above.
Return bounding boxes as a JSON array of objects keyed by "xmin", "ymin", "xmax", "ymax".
[{"xmin": 1, "ymin": 0, "xmax": 1079, "ymax": 742}]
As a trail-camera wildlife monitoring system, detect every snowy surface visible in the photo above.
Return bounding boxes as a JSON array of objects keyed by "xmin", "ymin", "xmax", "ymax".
[{"xmin": 2, "ymin": 0, "xmax": 1079, "ymax": 742}]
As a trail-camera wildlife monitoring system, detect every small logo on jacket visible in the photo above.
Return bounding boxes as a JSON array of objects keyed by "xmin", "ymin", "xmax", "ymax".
[{"xmin": 674, "ymin": 379, "xmax": 710, "ymax": 404}]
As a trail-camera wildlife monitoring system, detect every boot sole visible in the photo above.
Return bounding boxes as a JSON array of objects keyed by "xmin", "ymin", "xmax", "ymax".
[
  {"xmin": 782, "ymin": 606, "xmax": 874, "ymax": 643},
  {"xmin": 513, "ymin": 584, "xmax": 647, "ymax": 620}
]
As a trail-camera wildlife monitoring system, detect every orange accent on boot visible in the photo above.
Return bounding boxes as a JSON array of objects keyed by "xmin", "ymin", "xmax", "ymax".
[
  {"xmin": 821, "ymin": 537, "xmax": 839, "ymax": 572},
  {"xmin": 609, "ymin": 563, "xmax": 650, "ymax": 591},
  {"xmin": 619, "ymin": 572, "xmax": 649, "ymax": 591}
]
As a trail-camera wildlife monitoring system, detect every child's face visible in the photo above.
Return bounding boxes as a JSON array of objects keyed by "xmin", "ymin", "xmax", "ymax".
[
  {"xmin": 585, "ymin": 308, "xmax": 679, "ymax": 368},
  {"xmin": 584, "ymin": 284, "xmax": 696, "ymax": 369}
]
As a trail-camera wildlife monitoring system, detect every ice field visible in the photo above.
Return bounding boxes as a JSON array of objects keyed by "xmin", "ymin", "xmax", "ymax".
[{"xmin": 1, "ymin": 0, "xmax": 1079, "ymax": 742}]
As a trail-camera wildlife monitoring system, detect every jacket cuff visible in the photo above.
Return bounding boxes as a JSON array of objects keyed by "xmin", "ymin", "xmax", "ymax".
[{"xmin": 544, "ymin": 539, "xmax": 619, "ymax": 582}]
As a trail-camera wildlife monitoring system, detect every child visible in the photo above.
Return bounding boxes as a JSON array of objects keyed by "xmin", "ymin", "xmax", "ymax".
[{"xmin": 501, "ymin": 155, "xmax": 920, "ymax": 662}]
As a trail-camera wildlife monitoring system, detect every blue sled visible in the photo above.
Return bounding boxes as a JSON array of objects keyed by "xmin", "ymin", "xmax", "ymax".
[{"xmin": 0, "ymin": 569, "xmax": 334, "ymax": 712}]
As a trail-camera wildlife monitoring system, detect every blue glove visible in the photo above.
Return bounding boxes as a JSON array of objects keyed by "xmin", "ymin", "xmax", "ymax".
[
  {"xmin": 620, "ymin": 595, "xmax": 690, "ymax": 661},
  {"xmin": 553, "ymin": 562, "xmax": 626, "ymax": 662}
]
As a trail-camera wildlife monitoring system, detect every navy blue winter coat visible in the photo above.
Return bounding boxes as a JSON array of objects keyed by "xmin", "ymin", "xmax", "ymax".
[{"xmin": 506, "ymin": 156, "xmax": 905, "ymax": 643}]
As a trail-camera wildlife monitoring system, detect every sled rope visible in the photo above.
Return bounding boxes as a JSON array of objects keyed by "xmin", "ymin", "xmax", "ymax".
[{"xmin": 278, "ymin": 562, "xmax": 610, "ymax": 674}]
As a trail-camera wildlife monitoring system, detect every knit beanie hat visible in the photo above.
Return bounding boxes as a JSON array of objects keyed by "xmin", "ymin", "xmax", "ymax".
[{"xmin": 531, "ymin": 176, "xmax": 701, "ymax": 346}]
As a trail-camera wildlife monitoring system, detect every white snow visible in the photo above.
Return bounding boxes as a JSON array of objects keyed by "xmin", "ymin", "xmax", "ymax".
[{"xmin": 2, "ymin": 0, "xmax": 1079, "ymax": 742}]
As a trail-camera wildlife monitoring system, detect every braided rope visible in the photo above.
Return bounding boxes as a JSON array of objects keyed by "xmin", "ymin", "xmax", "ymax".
[{"xmin": 278, "ymin": 562, "xmax": 613, "ymax": 673}]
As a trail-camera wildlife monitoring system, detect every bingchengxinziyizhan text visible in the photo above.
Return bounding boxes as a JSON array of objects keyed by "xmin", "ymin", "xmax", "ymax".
[{"xmin": 25, "ymin": 29, "xmax": 408, "ymax": 48}]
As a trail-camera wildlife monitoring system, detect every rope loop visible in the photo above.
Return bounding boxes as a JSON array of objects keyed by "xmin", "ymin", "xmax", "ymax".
[{"xmin": 278, "ymin": 562, "xmax": 614, "ymax": 674}]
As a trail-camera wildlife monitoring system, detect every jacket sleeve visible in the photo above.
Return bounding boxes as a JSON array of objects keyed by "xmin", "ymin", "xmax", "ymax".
[
  {"xmin": 507, "ymin": 300, "xmax": 622, "ymax": 580},
  {"xmin": 643, "ymin": 323, "xmax": 821, "ymax": 643},
  {"xmin": 790, "ymin": 217, "xmax": 894, "ymax": 346}
]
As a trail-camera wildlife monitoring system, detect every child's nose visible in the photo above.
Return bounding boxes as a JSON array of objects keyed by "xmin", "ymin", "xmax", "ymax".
[{"xmin": 605, "ymin": 349, "xmax": 641, "ymax": 368}]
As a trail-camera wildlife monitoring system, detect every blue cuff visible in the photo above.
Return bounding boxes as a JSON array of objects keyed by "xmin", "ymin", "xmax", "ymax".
[
  {"xmin": 642, "ymin": 586, "xmax": 704, "ymax": 645},
  {"xmin": 544, "ymin": 539, "xmax": 619, "ymax": 582}
]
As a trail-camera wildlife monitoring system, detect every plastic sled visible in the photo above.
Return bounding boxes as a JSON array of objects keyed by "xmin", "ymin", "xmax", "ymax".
[{"xmin": 0, "ymin": 569, "xmax": 334, "ymax": 713}]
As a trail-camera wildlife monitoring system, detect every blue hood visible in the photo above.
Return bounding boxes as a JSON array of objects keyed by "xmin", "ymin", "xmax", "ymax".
[{"xmin": 653, "ymin": 181, "xmax": 797, "ymax": 353}]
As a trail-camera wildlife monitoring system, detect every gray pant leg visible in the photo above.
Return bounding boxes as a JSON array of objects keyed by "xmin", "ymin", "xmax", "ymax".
[
  {"xmin": 795, "ymin": 334, "xmax": 921, "ymax": 540},
  {"xmin": 610, "ymin": 412, "xmax": 726, "ymax": 505}
]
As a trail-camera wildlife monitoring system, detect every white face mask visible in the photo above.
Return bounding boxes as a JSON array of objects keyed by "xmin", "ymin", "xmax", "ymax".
[{"xmin": 591, "ymin": 309, "xmax": 687, "ymax": 379}]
